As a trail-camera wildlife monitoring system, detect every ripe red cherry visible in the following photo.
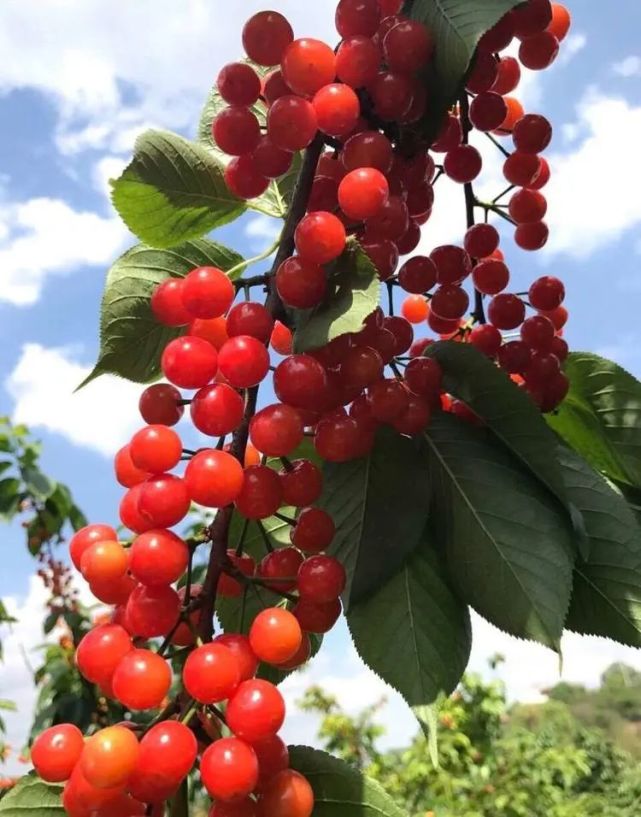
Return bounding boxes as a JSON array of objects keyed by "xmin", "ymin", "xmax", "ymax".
[
  {"xmin": 404, "ymin": 358, "xmax": 442, "ymax": 396},
  {"xmin": 295, "ymin": 212, "xmax": 346, "ymax": 265},
  {"xmin": 364, "ymin": 195, "xmax": 410, "ymax": 241},
  {"xmin": 370, "ymin": 71, "xmax": 414, "ymax": 120},
  {"xmin": 430, "ymin": 245, "xmax": 472, "ymax": 284},
  {"xmin": 250, "ymin": 404, "xmax": 304, "ymax": 457},
  {"xmin": 184, "ymin": 449, "xmax": 244, "ymax": 508},
  {"xmin": 227, "ymin": 302, "xmax": 274, "ymax": 343},
  {"xmin": 473, "ymin": 259, "xmax": 510, "ymax": 295},
  {"xmin": 498, "ymin": 341, "xmax": 532, "ymax": 374},
  {"xmin": 129, "ymin": 529, "xmax": 188, "ymax": 586},
  {"xmin": 466, "ymin": 50, "xmax": 499, "ymax": 94},
  {"xmin": 525, "ymin": 351, "xmax": 561, "ymax": 385},
  {"xmin": 276, "ymin": 257, "xmax": 327, "ymax": 309},
  {"xmin": 226, "ymin": 679, "xmax": 286, "ymax": 742},
  {"xmin": 161, "ymin": 336, "xmax": 218, "ymax": 389},
  {"xmin": 201, "ymin": 738, "xmax": 259, "ymax": 801},
  {"xmin": 340, "ymin": 346, "xmax": 383, "ymax": 387},
  {"xmin": 267, "ymin": 96, "xmax": 318, "ymax": 152},
  {"xmin": 529, "ymin": 275, "xmax": 565, "ymax": 310},
  {"xmin": 529, "ymin": 156, "xmax": 550, "ymax": 190},
  {"xmin": 548, "ymin": 3, "xmax": 571, "ymax": 40},
  {"xmin": 252, "ymin": 735, "xmax": 290, "ymax": 786},
  {"xmin": 503, "ymin": 152, "xmax": 541, "ymax": 187},
  {"xmin": 367, "ymin": 378, "xmax": 409, "ymax": 422},
  {"xmin": 217, "ymin": 62, "xmax": 261, "ymax": 106},
  {"xmin": 281, "ymin": 38, "xmax": 336, "ymax": 97},
  {"xmin": 291, "ymin": 508, "xmax": 335, "ymax": 553},
  {"xmin": 151, "ymin": 279, "xmax": 191, "ymax": 326},
  {"xmin": 214, "ymin": 633, "xmax": 259, "ymax": 681},
  {"xmin": 274, "ymin": 355, "xmax": 329, "ymax": 411},
  {"xmin": 312, "ymin": 84, "xmax": 360, "ymax": 137},
  {"xmin": 182, "ymin": 267, "xmax": 234, "ymax": 320},
  {"xmin": 430, "ymin": 285, "xmax": 470, "ymax": 320},
  {"xmin": 509, "ymin": 189, "xmax": 547, "ymax": 223},
  {"xmin": 431, "ymin": 113, "xmax": 462, "ymax": 152},
  {"xmin": 469, "ymin": 92, "xmax": 508, "ymax": 132},
  {"xmin": 210, "ymin": 798, "xmax": 257, "ymax": 817},
  {"xmin": 335, "ymin": 0, "xmax": 380, "ymax": 37},
  {"xmin": 226, "ymin": 157, "xmax": 270, "ymax": 200},
  {"xmin": 125, "ymin": 583, "xmax": 180, "ymax": 638},
  {"xmin": 513, "ymin": 0, "xmax": 553, "ymax": 38},
  {"xmin": 342, "ymin": 131, "xmax": 393, "ymax": 174},
  {"xmin": 235, "ymin": 465, "xmax": 284, "ymax": 520},
  {"xmin": 81, "ymin": 725, "xmax": 140, "ymax": 790},
  {"xmin": 70, "ymin": 524, "xmax": 118, "ymax": 571},
  {"xmin": 218, "ymin": 336, "xmax": 270, "ymax": 388},
  {"xmin": 242, "ymin": 11, "xmax": 294, "ymax": 66},
  {"xmin": 259, "ymin": 769, "xmax": 315, "ymax": 817},
  {"xmin": 362, "ymin": 238, "xmax": 399, "ymax": 280},
  {"xmin": 519, "ymin": 31, "xmax": 559, "ymax": 70},
  {"xmin": 90, "ymin": 571, "xmax": 137, "ymax": 607},
  {"xmin": 492, "ymin": 56, "xmax": 521, "ymax": 95},
  {"xmin": 119, "ymin": 485, "xmax": 153, "ymax": 535},
  {"xmin": 398, "ymin": 256, "xmax": 438, "ymax": 294},
  {"xmin": 139, "ymin": 383, "xmax": 183, "ymax": 426},
  {"xmin": 259, "ymin": 547, "xmax": 304, "ymax": 592},
  {"xmin": 293, "ymin": 597, "xmax": 342, "ymax": 633},
  {"xmin": 138, "ymin": 474, "xmax": 191, "ymax": 528},
  {"xmin": 219, "ymin": 552, "xmax": 256, "ymax": 598},
  {"xmin": 521, "ymin": 315, "xmax": 555, "ymax": 352},
  {"xmin": 31, "ymin": 724, "xmax": 84, "ymax": 783},
  {"xmin": 212, "ymin": 107, "xmax": 261, "ymax": 157},
  {"xmin": 469, "ymin": 324, "xmax": 502, "ymax": 358},
  {"xmin": 464, "ymin": 224, "xmax": 500, "ymax": 259},
  {"xmin": 513, "ymin": 113, "xmax": 552, "ymax": 153},
  {"xmin": 252, "ymin": 136, "xmax": 292, "ymax": 179},
  {"xmin": 338, "ymin": 168, "xmax": 389, "ymax": 221},
  {"xmin": 183, "ymin": 643, "xmax": 241, "ymax": 703},
  {"xmin": 76, "ymin": 624, "xmax": 132, "ymax": 685},
  {"xmin": 129, "ymin": 425, "xmax": 182, "ymax": 474},
  {"xmin": 249, "ymin": 607, "xmax": 303, "ymax": 665},
  {"xmin": 279, "ymin": 460, "xmax": 322, "ymax": 507},
  {"xmin": 384, "ymin": 315, "xmax": 414, "ymax": 355},
  {"xmin": 487, "ymin": 293, "xmax": 526, "ymax": 330},
  {"xmin": 444, "ymin": 145, "xmax": 482, "ymax": 183},
  {"xmin": 190, "ymin": 384, "xmax": 244, "ymax": 436},
  {"xmin": 315, "ymin": 416, "xmax": 371, "ymax": 463},
  {"xmin": 137, "ymin": 721, "xmax": 197, "ymax": 790},
  {"xmin": 336, "ymin": 36, "xmax": 381, "ymax": 89},
  {"xmin": 298, "ymin": 555, "xmax": 346, "ymax": 603},
  {"xmin": 383, "ymin": 20, "xmax": 434, "ymax": 73},
  {"xmin": 80, "ymin": 540, "xmax": 128, "ymax": 584},
  {"xmin": 112, "ymin": 649, "xmax": 171, "ymax": 710},
  {"xmin": 190, "ymin": 316, "xmax": 229, "ymax": 349},
  {"xmin": 515, "ymin": 220, "xmax": 549, "ymax": 250},
  {"xmin": 263, "ymin": 69, "xmax": 291, "ymax": 104}
]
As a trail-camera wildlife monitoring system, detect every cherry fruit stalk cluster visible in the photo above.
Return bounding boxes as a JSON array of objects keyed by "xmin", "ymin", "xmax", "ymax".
[{"xmin": 27, "ymin": 1, "xmax": 573, "ymax": 816}]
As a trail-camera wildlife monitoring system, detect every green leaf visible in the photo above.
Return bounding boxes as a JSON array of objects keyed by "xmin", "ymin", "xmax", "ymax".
[
  {"xmin": 404, "ymin": 0, "xmax": 522, "ymax": 142},
  {"xmin": 347, "ymin": 536, "xmax": 471, "ymax": 735},
  {"xmin": 23, "ymin": 468, "xmax": 54, "ymax": 501},
  {"xmin": 169, "ymin": 779, "xmax": 189, "ymax": 817},
  {"xmin": 294, "ymin": 242, "xmax": 380, "ymax": 353},
  {"xmin": 0, "ymin": 462, "xmax": 12, "ymax": 477},
  {"xmin": 80, "ymin": 239, "xmax": 243, "ymax": 386},
  {"xmin": 111, "ymin": 129, "xmax": 246, "ymax": 248},
  {"xmin": 558, "ymin": 446, "xmax": 641, "ymax": 647},
  {"xmin": 0, "ymin": 774, "xmax": 64, "ymax": 816},
  {"xmin": 289, "ymin": 745, "xmax": 407, "ymax": 817},
  {"xmin": 321, "ymin": 427, "xmax": 431, "ymax": 608},
  {"xmin": 0, "ymin": 478, "xmax": 21, "ymax": 519},
  {"xmin": 423, "ymin": 412, "xmax": 574, "ymax": 651},
  {"xmin": 547, "ymin": 352, "xmax": 641, "ymax": 490},
  {"xmin": 426, "ymin": 341, "xmax": 568, "ymax": 506}
]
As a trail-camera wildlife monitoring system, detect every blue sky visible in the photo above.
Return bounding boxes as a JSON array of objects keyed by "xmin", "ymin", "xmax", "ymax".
[{"xmin": 2, "ymin": 0, "xmax": 641, "ymax": 773}]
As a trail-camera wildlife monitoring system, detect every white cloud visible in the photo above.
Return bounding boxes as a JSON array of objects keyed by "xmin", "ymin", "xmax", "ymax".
[
  {"xmin": 6, "ymin": 344, "xmax": 143, "ymax": 457},
  {"xmin": 558, "ymin": 33, "xmax": 587, "ymax": 65},
  {"xmin": 612, "ymin": 56, "xmax": 641, "ymax": 77},
  {"xmin": 0, "ymin": 196, "xmax": 127, "ymax": 306},
  {"xmin": 92, "ymin": 155, "xmax": 127, "ymax": 200},
  {"xmin": 244, "ymin": 214, "xmax": 281, "ymax": 252}
]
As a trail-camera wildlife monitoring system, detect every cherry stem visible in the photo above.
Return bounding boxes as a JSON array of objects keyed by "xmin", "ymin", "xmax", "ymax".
[
  {"xmin": 273, "ymin": 511, "xmax": 297, "ymax": 525},
  {"xmin": 484, "ymin": 130, "xmax": 511, "ymax": 158},
  {"xmin": 256, "ymin": 520, "xmax": 274, "ymax": 553},
  {"xmin": 280, "ymin": 456, "xmax": 294, "ymax": 472},
  {"xmin": 234, "ymin": 517, "xmax": 251, "ymax": 556},
  {"xmin": 228, "ymin": 237, "xmax": 281, "ymax": 279}
]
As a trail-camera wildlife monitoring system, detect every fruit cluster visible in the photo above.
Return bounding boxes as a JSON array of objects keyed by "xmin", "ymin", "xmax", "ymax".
[{"xmin": 28, "ymin": 2, "xmax": 572, "ymax": 815}]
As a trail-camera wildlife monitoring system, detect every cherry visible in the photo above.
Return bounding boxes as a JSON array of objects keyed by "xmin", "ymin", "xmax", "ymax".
[
  {"xmin": 235, "ymin": 465, "xmax": 284, "ymax": 519},
  {"xmin": 125, "ymin": 583, "xmax": 180, "ymax": 638},
  {"xmin": 525, "ymin": 351, "xmax": 561, "ymax": 385},
  {"xmin": 275, "ymin": 632, "xmax": 313, "ymax": 670},
  {"xmin": 184, "ymin": 449, "xmax": 244, "ymax": 508},
  {"xmin": 392, "ymin": 393, "xmax": 432, "ymax": 435},
  {"xmin": 315, "ymin": 415, "xmax": 370, "ymax": 462},
  {"xmin": 263, "ymin": 70, "xmax": 291, "ymax": 105},
  {"xmin": 335, "ymin": 0, "xmax": 380, "ymax": 37},
  {"xmin": 190, "ymin": 316, "xmax": 229, "ymax": 349},
  {"xmin": 336, "ymin": 36, "xmax": 381, "ymax": 89},
  {"xmin": 521, "ymin": 315, "xmax": 555, "ymax": 352},
  {"xmin": 466, "ymin": 50, "xmax": 499, "ymax": 94},
  {"xmin": 90, "ymin": 571, "xmax": 137, "ymax": 607},
  {"xmin": 550, "ymin": 335, "xmax": 569, "ymax": 362},
  {"xmin": 161, "ymin": 336, "xmax": 218, "ymax": 389},
  {"xmin": 218, "ymin": 336, "xmax": 271, "ymax": 388},
  {"xmin": 397, "ymin": 220, "xmax": 424, "ymax": 258},
  {"xmin": 313, "ymin": 83, "xmax": 360, "ymax": 138},
  {"xmin": 492, "ymin": 56, "xmax": 521, "ymax": 95},
  {"xmin": 219, "ymin": 552, "xmax": 256, "ymax": 598},
  {"xmin": 291, "ymin": 507, "xmax": 335, "ymax": 553},
  {"xmin": 404, "ymin": 357, "xmax": 442, "ymax": 396},
  {"xmin": 191, "ymin": 383, "xmax": 244, "ymax": 437},
  {"xmin": 431, "ymin": 114, "xmax": 462, "ymax": 153},
  {"xmin": 367, "ymin": 378, "xmax": 409, "ymax": 422},
  {"xmin": 250, "ymin": 404, "xmax": 304, "ymax": 457},
  {"xmin": 398, "ymin": 256, "xmax": 438, "ymax": 294},
  {"xmin": 119, "ymin": 484, "xmax": 154, "ymax": 535},
  {"xmin": 129, "ymin": 425, "xmax": 181, "ymax": 474},
  {"xmin": 249, "ymin": 607, "xmax": 303, "ymax": 665},
  {"xmin": 217, "ymin": 62, "xmax": 261, "ymax": 107},
  {"xmin": 529, "ymin": 275, "xmax": 565, "ymax": 310},
  {"xmin": 259, "ymin": 547, "xmax": 304, "ymax": 592},
  {"xmin": 497, "ymin": 96, "xmax": 525, "ymax": 133},
  {"xmin": 214, "ymin": 633, "xmax": 259, "ymax": 681},
  {"xmin": 112, "ymin": 649, "xmax": 171, "ymax": 710},
  {"xmin": 383, "ymin": 315, "xmax": 414, "ymax": 356},
  {"xmin": 279, "ymin": 460, "xmax": 323, "ymax": 507},
  {"xmin": 470, "ymin": 92, "xmax": 508, "ymax": 132},
  {"xmin": 139, "ymin": 383, "xmax": 183, "ymax": 426},
  {"xmin": 548, "ymin": 3, "xmax": 571, "ymax": 41},
  {"xmin": 138, "ymin": 473, "xmax": 191, "ymax": 528},
  {"xmin": 444, "ymin": 145, "xmax": 482, "ymax": 183},
  {"xmin": 201, "ymin": 738, "xmax": 259, "ymax": 801},
  {"xmin": 529, "ymin": 156, "xmax": 550, "ymax": 190},
  {"xmin": 63, "ymin": 765, "xmax": 124, "ymax": 814},
  {"xmin": 226, "ymin": 679, "xmax": 286, "ymax": 742},
  {"xmin": 259, "ymin": 769, "xmax": 315, "ymax": 817},
  {"xmin": 469, "ymin": 324, "xmax": 502, "ymax": 358},
  {"xmin": 276, "ymin": 256, "xmax": 327, "ymax": 309},
  {"xmin": 227, "ymin": 302, "xmax": 274, "ymax": 343},
  {"xmin": 274, "ymin": 355, "xmax": 329, "ymax": 411},
  {"xmin": 31, "ymin": 724, "xmax": 84, "ymax": 783},
  {"xmin": 295, "ymin": 212, "xmax": 346, "ymax": 265},
  {"xmin": 338, "ymin": 168, "xmax": 389, "ymax": 221},
  {"xmin": 472, "ymin": 259, "xmax": 510, "ymax": 295},
  {"xmin": 183, "ymin": 643, "xmax": 241, "ymax": 703},
  {"xmin": 430, "ymin": 245, "xmax": 472, "ymax": 285},
  {"xmin": 513, "ymin": 0, "xmax": 553, "ymax": 38},
  {"xmin": 370, "ymin": 71, "xmax": 414, "ymax": 120},
  {"xmin": 298, "ymin": 555, "xmax": 346, "ymax": 603},
  {"xmin": 151, "ymin": 279, "xmax": 191, "ymax": 326},
  {"xmin": 509, "ymin": 189, "xmax": 547, "ymax": 224},
  {"xmin": 498, "ymin": 341, "xmax": 532, "ymax": 374},
  {"xmin": 81, "ymin": 541, "xmax": 128, "ymax": 584},
  {"xmin": 281, "ymin": 39, "xmax": 337, "ymax": 97},
  {"xmin": 479, "ymin": 11, "xmax": 515, "ymax": 52},
  {"xmin": 383, "ymin": 20, "xmax": 434, "ymax": 73},
  {"xmin": 515, "ymin": 220, "xmax": 549, "ymax": 250},
  {"xmin": 503, "ymin": 152, "xmax": 542, "ymax": 187},
  {"xmin": 210, "ymin": 799, "xmax": 257, "ymax": 817},
  {"xmin": 293, "ymin": 597, "xmax": 341, "ymax": 633},
  {"xmin": 309, "ymin": 174, "xmax": 340, "ymax": 212},
  {"xmin": 365, "ymin": 195, "xmax": 410, "ymax": 241},
  {"xmin": 81, "ymin": 726, "xmax": 139, "ymax": 790},
  {"xmin": 213, "ymin": 107, "xmax": 261, "ymax": 157},
  {"xmin": 362, "ymin": 238, "xmax": 399, "ymax": 280},
  {"xmin": 242, "ymin": 11, "xmax": 294, "ymax": 66},
  {"xmin": 513, "ymin": 114, "xmax": 552, "ymax": 154},
  {"xmin": 464, "ymin": 224, "xmax": 500, "ymax": 260},
  {"xmin": 340, "ymin": 345, "xmax": 384, "ymax": 387},
  {"xmin": 226, "ymin": 155, "xmax": 270, "ymax": 200},
  {"xmin": 253, "ymin": 735, "xmax": 290, "ymax": 785},
  {"xmin": 519, "ymin": 31, "xmax": 559, "ymax": 70},
  {"xmin": 487, "ymin": 293, "xmax": 526, "ymax": 330},
  {"xmin": 76, "ymin": 624, "xmax": 132, "ymax": 686},
  {"xmin": 430, "ymin": 285, "xmax": 469, "ymax": 320},
  {"xmin": 129, "ymin": 529, "xmax": 188, "ymax": 586},
  {"xmin": 252, "ymin": 136, "xmax": 292, "ymax": 180},
  {"xmin": 267, "ymin": 96, "xmax": 318, "ymax": 152},
  {"xmin": 136, "ymin": 721, "xmax": 197, "ymax": 790},
  {"xmin": 70, "ymin": 524, "xmax": 118, "ymax": 571}
]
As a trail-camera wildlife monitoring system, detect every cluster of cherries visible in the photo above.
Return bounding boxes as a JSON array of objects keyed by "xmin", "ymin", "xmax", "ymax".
[{"xmin": 28, "ymin": 2, "xmax": 573, "ymax": 816}]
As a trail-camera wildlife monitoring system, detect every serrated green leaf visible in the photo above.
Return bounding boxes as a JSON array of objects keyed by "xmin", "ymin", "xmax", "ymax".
[
  {"xmin": 111, "ymin": 129, "xmax": 246, "ymax": 248},
  {"xmin": 547, "ymin": 352, "xmax": 641, "ymax": 490},
  {"xmin": 348, "ymin": 537, "xmax": 471, "ymax": 737},
  {"xmin": 81, "ymin": 239, "xmax": 243, "ymax": 386},
  {"xmin": 0, "ymin": 774, "xmax": 64, "ymax": 816},
  {"xmin": 321, "ymin": 427, "xmax": 431, "ymax": 609},
  {"xmin": 559, "ymin": 446, "xmax": 641, "ymax": 647},
  {"xmin": 289, "ymin": 745, "xmax": 407, "ymax": 817},
  {"xmin": 423, "ymin": 412, "xmax": 574, "ymax": 651},
  {"xmin": 403, "ymin": 0, "xmax": 522, "ymax": 142},
  {"xmin": 294, "ymin": 242, "xmax": 380, "ymax": 354},
  {"xmin": 0, "ymin": 478, "xmax": 21, "ymax": 519}
]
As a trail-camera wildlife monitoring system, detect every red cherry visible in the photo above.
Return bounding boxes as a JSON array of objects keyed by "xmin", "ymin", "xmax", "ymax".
[
  {"xmin": 242, "ymin": 11, "xmax": 294, "ymax": 66},
  {"xmin": 470, "ymin": 92, "xmax": 508, "ymax": 132},
  {"xmin": 201, "ymin": 738, "xmax": 259, "ymax": 801},
  {"xmin": 295, "ymin": 212, "xmax": 346, "ymax": 265},
  {"xmin": 279, "ymin": 460, "xmax": 322, "ymax": 507},
  {"xmin": 129, "ymin": 425, "xmax": 182, "ymax": 474},
  {"xmin": 312, "ymin": 84, "xmax": 360, "ymax": 138},
  {"xmin": 473, "ymin": 259, "xmax": 510, "ymax": 295},
  {"xmin": 469, "ymin": 324, "xmax": 502, "ymax": 357},
  {"xmin": 404, "ymin": 357, "xmax": 442, "ymax": 396},
  {"xmin": 298, "ymin": 555, "xmax": 346, "ymax": 603},
  {"xmin": 250, "ymin": 404, "xmax": 304, "ymax": 457},
  {"xmin": 370, "ymin": 71, "xmax": 414, "ymax": 120},
  {"xmin": 125, "ymin": 583, "xmax": 180, "ymax": 638},
  {"xmin": 430, "ymin": 285, "xmax": 470, "ymax": 320},
  {"xmin": 184, "ymin": 449, "xmax": 244, "ymax": 508},
  {"xmin": 466, "ymin": 51, "xmax": 499, "ymax": 94},
  {"xmin": 190, "ymin": 384, "xmax": 245, "ymax": 437},
  {"xmin": 519, "ymin": 31, "xmax": 559, "ymax": 70},
  {"xmin": 129, "ymin": 529, "xmax": 188, "ymax": 586},
  {"xmin": 513, "ymin": 113, "xmax": 552, "ymax": 153},
  {"xmin": 492, "ymin": 56, "xmax": 521, "ymax": 95},
  {"xmin": 430, "ymin": 245, "xmax": 472, "ymax": 284},
  {"xmin": 521, "ymin": 315, "xmax": 555, "ymax": 352},
  {"xmin": 219, "ymin": 552, "xmax": 256, "ymax": 598},
  {"xmin": 80, "ymin": 541, "xmax": 128, "ymax": 584},
  {"xmin": 119, "ymin": 484, "xmax": 154, "ymax": 535},
  {"xmin": 398, "ymin": 256, "xmax": 438, "ymax": 294},
  {"xmin": 235, "ymin": 465, "xmax": 284, "ymax": 520},
  {"xmin": 383, "ymin": 19, "xmax": 434, "ymax": 73},
  {"xmin": 498, "ymin": 340, "xmax": 532, "ymax": 374},
  {"xmin": 217, "ymin": 62, "xmax": 261, "ymax": 106},
  {"xmin": 161, "ymin": 336, "xmax": 218, "ymax": 389},
  {"xmin": 253, "ymin": 735, "xmax": 290, "ymax": 786},
  {"xmin": 252, "ymin": 136, "xmax": 293, "ymax": 180},
  {"xmin": 183, "ymin": 643, "xmax": 241, "ymax": 703},
  {"xmin": 464, "ymin": 224, "xmax": 500, "ymax": 259},
  {"xmin": 276, "ymin": 256, "xmax": 326, "ymax": 310},
  {"xmin": 336, "ymin": 37, "xmax": 382, "ymax": 89},
  {"xmin": 444, "ymin": 145, "xmax": 482, "ymax": 183},
  {"xmin": 487, "ymin": 293, "xmax": 526, "ymax": 330},
  {"xmin": 548, "ymin": 3, "xmax": 571, "ymax": 41},
  {"xmin": 291, "ymin": 507, "xmax": 335, "ymax": 553},
  {"xmin": 112, "ymin": 649, "xmax": 171, "ymax": 710},
  {"xmin": 249, "ymin": 607, "xmax": 303, "ymax": 665},
  {"xmin": 227, "ymin": 302, "xmax": 275, "ymax": 343},
  {"xmin": 274, "ymin": 355, "xmax": 329, "ymax": 411},
  {"xmin": 515, "ymin": 220, "xmax": 549, "ymax": 250},
  {"xmin": 281, "ymin": 38, "xmax": 337, "ymax": 97},
  {"xmin": 292, "ymin": 598, "xmax": 341, "ymax": 633},
  {"xmin": 259, "ymin": 547, "xmax": 304, "ymax": 592},
  {"xmin": 80, "ymin": 725, "xmax": 139, "ymax": 790},
  {"xmin": 70, "ymin": 524, "xmax": 118, "ymax": 571},
  {"xmin": 225, "ymin": 154, "xmax": 270, "ymax": 200},
  {"xmin": 259, "ymin": 769, "xmax": 314, "ymax": 817},
  {"xmin": 190, "ymin": 316, "xmax": 229, "ymax": 349},
  {"xmin": 214, "ymin": 633, "xmax": 259, "ymax": 681},
  {"xmin": 31, "ymin": 724, "xmax": 84, "ymax": 782},
  {"xmin": 267, "ymin": 96, "xmax": 318, "ymax": 152},
  {"xmin": 151, "ymin": 279, "xmax": 191, "ymax": 327},
  {"xmin": 513, "ymin": 0, "xmax": 553, "ymax": 38},
  {"xmin": 509, "ymin": 189, "xmax": 547, "ymax": 223},
  {"xmin": 139, "ymin": 383, "xmax": 183, "ymax": 426},
  {"xmin": 136, "ymin": 721, "xmax": 197, "ymax": 792},
  {"xmin": 529, "ymin": 276, "xmax": 565, "ymax": 310},
  {"xmin": 335, "ymin": 0, "xmax": 380, "ymax": 37},
  {"xmin": 218, "ymin": 336, "xmax": 271, "ymax": 388},
  {"xmin": 263, "ymin": 70, "xmax": 291, "ymax": 105},
  {"xmin": 138, "ymin": 474, "xmax": 191, "ymax": 528},
  {"xmin": 367, "ymin": 378, "xmax": 409, "ymax": 422},
  {"xmin": 338, "ymin": 168, "xmax": 389, "ymax": 221},
  {"xmin": 226, "ymin": 679, "xmax": 286, "ymax": 742},
  {"xmin": 213, "ymin": 107, "xmax": 261, "ymax": 157}
]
